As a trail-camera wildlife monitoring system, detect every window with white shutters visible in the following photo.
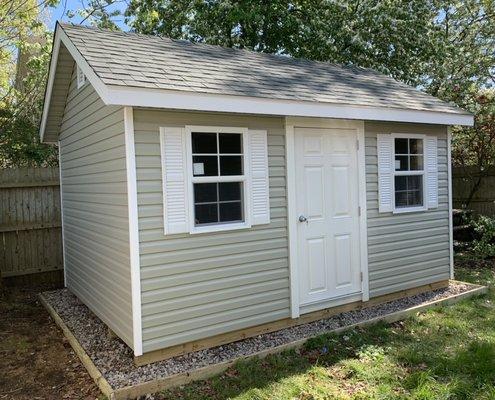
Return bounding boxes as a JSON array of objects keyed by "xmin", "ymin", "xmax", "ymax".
[
  {"xmin": 160, "ymin": 125, "xmax": 270, "ymax": 235},
  {"xmin": 377, "ymin": 133, "xmax": 438, "ymax": 214}
]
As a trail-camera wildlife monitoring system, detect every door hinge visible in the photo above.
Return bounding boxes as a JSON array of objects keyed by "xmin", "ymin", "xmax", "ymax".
[
  {"xmin": 356, "ymin": 139, "xmax": 360, "ymax": 150},
  {"xmin": 358, "ymin": 206, "xmax": 361, "ymax": 216},
  {"xmin": 360, "ymin": 272, "xmax": 364, "ymax": 281}
]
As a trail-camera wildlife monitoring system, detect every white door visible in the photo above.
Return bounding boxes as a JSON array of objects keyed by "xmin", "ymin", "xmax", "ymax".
[{"xmin": 295, "ymin": 127, "xmax": 362, "ymax": 307}]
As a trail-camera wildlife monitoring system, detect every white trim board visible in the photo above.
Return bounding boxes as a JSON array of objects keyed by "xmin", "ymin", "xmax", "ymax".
[
  {"xmin": 447, "ymin": 127, "xmax": 454, "ymax": 279},
  {"xmin": 58, "ymin": 141, "xmax": 67, "ymax": 287},
  {"xmin": 40, "ymin": 24, "xmax": 473, "ymax": 143},
  {"xmin": 124, "ymin": 106, "xmax": 143, "ymax": 356},
  {"xmin": 285, "ymin": 117, "xmax": 370, "ymax": 318}
]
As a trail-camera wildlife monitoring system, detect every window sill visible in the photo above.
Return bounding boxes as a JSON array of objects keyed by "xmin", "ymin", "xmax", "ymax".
[
  {"xmin": 392, "ymin": 206, "xmax": 427, "ymax": 214},
  {"xmin": 190, "ymin": 221, "xmax": 252, "ymax": 235}
]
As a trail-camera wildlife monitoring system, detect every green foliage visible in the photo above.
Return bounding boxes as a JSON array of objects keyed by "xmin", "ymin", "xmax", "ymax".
[
  {"xmin": 471, "ymin": 215, "xmax": 495, "ymax": 258},
  {"xmin": 123, "ymin": 0, "xmax": 495, "ymax": 207},
  {"xmin": 0, "ymin": 1, "xmax": 59, "ymax": 167},
  {"xmin": 125, "ymin": 0, "xmax": 440, "ymax": 85},
  {"xmin": 67, "ymin": 0, "xmax": 122, "ymax": 30}
]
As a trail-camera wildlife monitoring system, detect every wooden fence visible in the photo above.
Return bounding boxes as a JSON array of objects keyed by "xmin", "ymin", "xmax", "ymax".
[
  {"xmin": 453, "ymin": 166, "xmax": 495, "ymax": 216},
  {"xmin": 0, "ymin": 167, "xmax": 63, "ymax": 283}
]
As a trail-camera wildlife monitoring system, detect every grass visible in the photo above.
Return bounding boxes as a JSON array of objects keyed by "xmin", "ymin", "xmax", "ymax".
[{"xmin": 159, "ymin": 260, "xmax": 495, "ymax": 400}]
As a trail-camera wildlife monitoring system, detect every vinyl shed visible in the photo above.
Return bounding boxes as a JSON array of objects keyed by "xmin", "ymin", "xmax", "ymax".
[{"xmin": 41, "ymin": 23, "xmax": 473, "ymax": 363}]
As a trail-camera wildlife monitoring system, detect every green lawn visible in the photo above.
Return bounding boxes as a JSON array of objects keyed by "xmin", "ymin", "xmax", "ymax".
[{"xmin": 160, "ymin": 261, "xmax": 495, "ymax": 400}]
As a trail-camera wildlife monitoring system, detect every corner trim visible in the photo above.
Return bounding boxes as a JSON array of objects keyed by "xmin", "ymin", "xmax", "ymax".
[
  {"xmin": 356, "ymin": 122, "xmax": 370, "ymax": 302},
  {"xmin": 58, "ymin": 141, "xmax": 67, "ymax": 287},
  {"xmin": 124, "ymin": 106, "xmax": 143, "ymax": 356},
  {"xmin": 285, "ymin": 123, "xmax": 299, "ymax": 318},
  {"xmin": 447, "ymin": 127, "xmax": 454, "ymax": 279}
]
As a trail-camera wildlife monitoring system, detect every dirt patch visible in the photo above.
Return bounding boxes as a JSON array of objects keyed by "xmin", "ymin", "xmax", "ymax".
[{"xmin": 0, "ymin": 285, "xmax": 101, "ymax": 400}]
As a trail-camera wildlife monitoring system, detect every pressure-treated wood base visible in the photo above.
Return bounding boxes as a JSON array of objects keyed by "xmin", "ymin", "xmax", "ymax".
[
  {"xmin": 135, "ymin": 279, "xmax": 450, "ymax": 366},
  {"xmin": 39, "ymin": 280, "xmax": 487, "ymax": 400}
]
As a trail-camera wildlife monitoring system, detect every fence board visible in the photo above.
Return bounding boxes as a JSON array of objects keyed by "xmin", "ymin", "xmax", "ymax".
[
  {"xmin": 0, "ymin": 167, "xmax": 63, "ymax": 281},
  {"xmin": 453, "ymin": 166, "xmax": 495, "ymax": 216}
]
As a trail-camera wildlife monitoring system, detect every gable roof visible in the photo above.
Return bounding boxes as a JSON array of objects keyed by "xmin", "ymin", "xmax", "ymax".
[{"xmin": 41, "ymin": 23, "xmax": 473, "ymax": 142}]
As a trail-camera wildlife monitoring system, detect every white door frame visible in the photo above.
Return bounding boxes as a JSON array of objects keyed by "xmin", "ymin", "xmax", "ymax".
[{"xmin": 285, "ymin": 117, "xmax": 369, "ymax": 318}]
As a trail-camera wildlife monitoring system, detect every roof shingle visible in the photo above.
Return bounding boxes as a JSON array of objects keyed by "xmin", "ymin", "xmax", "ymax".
[{"xmin": 60, "ymin": 23, "xmax": 468, "ymax": 116}]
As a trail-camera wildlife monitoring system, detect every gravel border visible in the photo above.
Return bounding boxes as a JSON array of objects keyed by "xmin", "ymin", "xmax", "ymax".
[{"xmin": 42, "ymin": 282, "xmax": 475, "ymax": 389}]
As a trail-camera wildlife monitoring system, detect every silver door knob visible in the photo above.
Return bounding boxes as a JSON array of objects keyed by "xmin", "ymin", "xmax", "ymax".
[{"xmin": 299, "ymin": 215, "xmax": 307, "ymax": 222}]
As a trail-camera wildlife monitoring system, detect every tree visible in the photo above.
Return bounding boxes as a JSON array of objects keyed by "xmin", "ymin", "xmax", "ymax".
[
  {"xmin": 0, "ymin": 0, "xmax": 59, "ymax": 167},
  {"xmin": 452, "ymin": 90, "xmax": 495, "ymax": 206},
  {"xmin": 124, "ymin": 0, "xmax": 495, "ymax": 208},
  {"xmin": 124, "ymin": 0, "xmax": 440, "ymax": 86}
]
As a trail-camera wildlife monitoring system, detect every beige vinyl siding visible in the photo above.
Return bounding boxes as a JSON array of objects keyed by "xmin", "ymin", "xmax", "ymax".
[
  {"xmin": 365, "ymin": 122, "xmax": 450, "ymax": 298},
  {"xmin": 133, "ymin": 109, "xmax": 289, "ymax": 353},
  {"xmin": 59, "ymin": 65, "xmax": 133, "ymax": 347}
]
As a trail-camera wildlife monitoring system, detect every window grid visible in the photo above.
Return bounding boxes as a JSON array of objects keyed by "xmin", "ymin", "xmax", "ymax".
[
  {"xmin": 192, "ymin": 131, "xmax": 245, "ymax": 226},
  {"xmin": 393, "ymin": 137, "xmax": 425, "ymax": 210}
]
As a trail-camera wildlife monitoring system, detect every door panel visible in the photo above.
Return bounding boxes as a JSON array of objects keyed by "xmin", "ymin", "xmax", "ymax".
[
  {"xmin": 295, "ymin": 127, "xmax": 361, "ymax": 307},
  {"xmin": 307, "ymin": 237, "xmax": 327, "ymax": 293}
]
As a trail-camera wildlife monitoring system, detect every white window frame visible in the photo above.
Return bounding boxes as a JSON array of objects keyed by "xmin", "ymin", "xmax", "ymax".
[
  {"xmin": 185, "ymin": 125, "xmax": 252, "ymax": 234},
  {"xmin": 392, "ymin": 133, "xmax": 427, "ymax": 214},
  {"xmin": 76, "ymin": 64, "xmax": 86, "ymax": 89}
]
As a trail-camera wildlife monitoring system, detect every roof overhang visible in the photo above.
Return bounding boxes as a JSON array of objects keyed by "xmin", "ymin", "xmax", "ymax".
[{"xmin": 40, "ymin": 24, "xmax": 474, "ymax": 143}]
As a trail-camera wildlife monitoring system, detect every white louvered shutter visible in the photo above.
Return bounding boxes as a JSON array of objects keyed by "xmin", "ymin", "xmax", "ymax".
[
  {"xmin": 377, "ymin": 134, "xmax": 394, "ymax": 213},
  {"xmin": 160, "ymin": 127, "xmax": 189, "ymax": 234},
  {"xmin": 249, "ymin": 129, "xmax": 270, "ymax": 225},
  {"xmin": 425, "ymin": 136, "xmax": 438, "ymax": 209}
]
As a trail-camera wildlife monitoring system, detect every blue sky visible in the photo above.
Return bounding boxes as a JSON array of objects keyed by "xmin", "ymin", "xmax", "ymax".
[{"xmin": 47, "ymin": 0, "xmax": 129, "ymax": 30}]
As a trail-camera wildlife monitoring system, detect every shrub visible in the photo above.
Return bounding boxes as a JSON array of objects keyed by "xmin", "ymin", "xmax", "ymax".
[{"xmin": 471, "ymin": 215, "xmax": 495, "ymax": 259}]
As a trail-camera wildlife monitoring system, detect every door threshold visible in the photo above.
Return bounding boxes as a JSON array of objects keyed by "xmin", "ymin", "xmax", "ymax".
[{"xmin": 300, "ymin": 292, "xmax": 362, "ymax": 315}]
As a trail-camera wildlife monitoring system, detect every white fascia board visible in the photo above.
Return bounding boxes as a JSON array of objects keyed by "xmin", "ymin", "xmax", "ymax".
[
  {"xmin": 104, "ymin": 84, "xmax": 474, "ymax": 127},
  {"xmin": 39, "ymin": 27, "xmax": 61, "ymax": 143}
]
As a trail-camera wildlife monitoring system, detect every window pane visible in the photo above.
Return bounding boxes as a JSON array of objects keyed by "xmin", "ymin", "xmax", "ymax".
[
  {"xmin": 220, "ymin": 155, "xmax": 243, "ymax": 175},
  {"xmin": 192, "ymin": 132, "xmax": 217, "ymax": 154},
  {"xmin": 193, "ymin": 155, "xmax": 218, "ymax": 176},
  {"xmin": 194, "ymin": 183, "xmax": 217, "ymax": 203},
  {"xmin": 408, "ymin": 190, "xmax": 423, "ymax": 206},
  {"xmin": 219, "ymin": 201, "xmax": 242, "ymax": 222},
  {"xmin": 219, "ymin": 133, "xmax": 242, "ymax": 154},
  {"xmin": 409, "ymin": 139, "xmax": 423, "ymax": 155},
  {"xmin": 410, "ymin": 155, "xmax": 423, "ymax": 170},
  {"xmin": 195, "ymin": 204, "xmax": 218, "ymax": 224},
  {"xmin": 219, "ymin": 182, "xmax": 242, "ymax": 201},
  {"xmin": 395, "ymin": 175, "xmax": 407, "ymax": 191},
  {"xmin": 395, "ymin": 190, "xmax": 408, "ymax": 208},
  {"xmin": 395, "ymin": 138, "xmax": 408, "ymax": 154},
  {"xmin": 394, "ymin": 175, "xmax": 423, "ymax": 208},
  {"xmin": 409, "ymin": 175, "xmax": 423, "ymax": 192},
  {"xmin": 395, "ymin": 155, "xmax": 408, "ymax": 171}
]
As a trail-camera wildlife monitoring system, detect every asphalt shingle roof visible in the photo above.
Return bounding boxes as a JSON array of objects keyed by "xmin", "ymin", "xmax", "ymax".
[{"xmin": 61, "ymin": 23, "xmax": 468, "ymax": 116}]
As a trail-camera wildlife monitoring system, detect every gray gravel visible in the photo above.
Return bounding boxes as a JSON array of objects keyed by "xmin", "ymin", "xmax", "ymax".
[{"xmin": 42, "ymin": 282, "xmax": 474, "ymax": 389}]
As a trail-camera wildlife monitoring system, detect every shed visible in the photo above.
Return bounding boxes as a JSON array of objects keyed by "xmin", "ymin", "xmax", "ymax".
[{"xmin": 40, "ymin": 23, "xmax": 473, "ymax": 363}]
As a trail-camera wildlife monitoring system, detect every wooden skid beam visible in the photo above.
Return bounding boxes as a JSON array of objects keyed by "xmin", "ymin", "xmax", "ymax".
[
  {"xmin": 135, "ymin": 280, "xmax": 450, "ymax": 365},
  {"xmin": 39, "ymin": 281, "xmax": 487, "ymax": 400}
]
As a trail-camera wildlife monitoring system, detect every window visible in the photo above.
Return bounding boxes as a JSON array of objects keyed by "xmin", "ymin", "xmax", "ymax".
[
  {"xmin": 189, "ymin": 128, "xmax": 248, "ymax": 230},
  {"xmin": 393, "ymin": 136, "xmax": 426, "ymax": 211},
  {"xmin": 160, "ymin": 126, "xmax": 270, "ymax": 235},
  {"xmin": 76, "ymin": 65, "xmax": 86, "ymax": 89}
]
